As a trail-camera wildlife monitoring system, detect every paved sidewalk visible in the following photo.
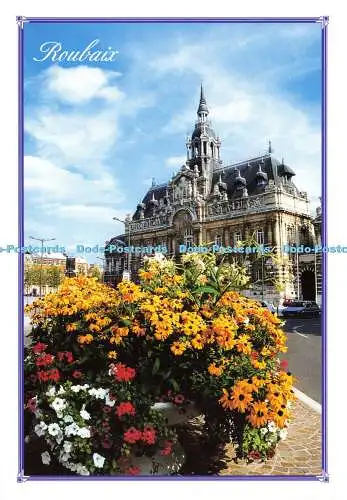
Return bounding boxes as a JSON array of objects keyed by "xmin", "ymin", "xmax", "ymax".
[{"xmin": 220, "ymin": 398, "xmax": 322, "ymax": 476}]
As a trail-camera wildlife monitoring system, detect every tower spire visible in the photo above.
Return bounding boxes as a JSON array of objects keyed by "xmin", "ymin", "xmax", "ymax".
[{"xmin": 197, "ymin": 83, "xmax": 209, "ymax": 119}]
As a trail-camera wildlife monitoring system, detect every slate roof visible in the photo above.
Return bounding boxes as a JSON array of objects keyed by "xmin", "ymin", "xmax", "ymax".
[{"xmin": 132, "ymin": 153, "xmax": 299, "ymax": 219}]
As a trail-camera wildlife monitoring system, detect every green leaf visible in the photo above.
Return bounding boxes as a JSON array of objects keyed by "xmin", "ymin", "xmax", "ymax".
[
  {"xmin": 170, "ymin": 378, "xmax": 180, "ymax": 392},
  {"xmin": 192, "ymin": 285, "xmax": 219, "ymax": 296},
  {"xmin": 152, "ymin": 357, "xmax": 161, "ymax": 375}
]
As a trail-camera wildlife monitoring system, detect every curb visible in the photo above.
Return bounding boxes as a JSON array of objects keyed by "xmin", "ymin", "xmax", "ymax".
[{"xmin": 293, "ymin": 388, "xmax": 321, "ymax": 414}]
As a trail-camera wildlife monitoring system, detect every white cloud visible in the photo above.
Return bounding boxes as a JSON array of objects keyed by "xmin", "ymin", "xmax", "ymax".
[
  {"xmin": 165, "ymin": 156, "xmax": 187, "ymax": 168},
  {"xmin": 44, "ymin": 204, "xmax": 120, "ymax": 222},
  {"xmin": 25, "ymin": 109, "xmax": 119, "ymax": 171},
  {"xmin": 24, "ymin": 155, "xmax": 125, "ymax": 205},
  {"xmin": 148, "ymin": 39, "xmax": 321, "ymax": 201},
  {"xmin": 42, "ymin": 66, "xmax": 123, "ymax": 104}
]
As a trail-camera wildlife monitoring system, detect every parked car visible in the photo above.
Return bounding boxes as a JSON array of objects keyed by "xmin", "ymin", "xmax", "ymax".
[
  {"xmin": 281, "ymin": 301, "xmax": 321, "ymax": 318},
  {"xmin": 259, "ymin": 301, "xmax": 276, "ymax": 313}
]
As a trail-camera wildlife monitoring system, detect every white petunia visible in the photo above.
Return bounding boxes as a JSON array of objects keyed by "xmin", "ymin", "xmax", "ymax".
[
  {"xmin": 63, "ymin": 415, "xmax": 74, "ymax": 423},
  {"xmin": 59, "ymin": 450, "xmax": 70, "ymax": 463},
  {"xmin": 268, "ymin": 422, "xmax": 277, "ymax": 433},
  {"xmin": 76, "ymin": 464, "xmax": 90, "ymax": 476},
  {"xmin": 80, "ymin": 409, "xmax": 91, "ymax": 421},
  {"xmin": 88, "ymin": 388, "xmax": 107, "ymax": 399},
  {"xmin": 41, "ymin": 451, "xmax": 51, "ymax": 465},
  {"xmin": 105, "ymin": 393, "xmax": 116, "ymax": 407},
  {"xmin": 56, "ymin": 431, "xmax": 64, "ymax": 444},
  {"xmin": 279, "ymin": 428, "xmax": 288, "ymax": 440},
  {"xmin": 65, "ymin": 423, "xmax": 80, "ymax": 436},
  {"xmin": 260, "ymin": 427, "xmax": 268, "ymax": 436},
  {"xmin": 51, "ymin": 397, "xmax": 67, "ymax": 414},
  {"xmin": 77, "ymin": 427, "xmax": 91, "ymax": 439},
  {"xmin": 81, "ymin": 384, "xmax": 90, "ymax": 390},
  {"xmin": 66, "ymin": 462, "xmax": 77, "ymax": 471},
  {"xmin": 58, "ymin": 386, "xmax": 66, "ymax": 395},
  {"xmin": 93, "ymin": 453, "xmax": 106, "ymax": 468},
  {"xmin": 46, "ymin": 386, "xmax": 56, "ymax": 397},
  {"xmin": 34, "ymin": 421, "xmax": 47, "ymax": 437},
  {"xmin": 48, "ymin": 423, "xmax": 61, "ymax": 436},
  {"xmin": 63, "ymin": 441, "xmax": 73, "ymax": 453},
  {"xmin": 71, "ymin": 385, "xmax": 82, "ymax": 393}
]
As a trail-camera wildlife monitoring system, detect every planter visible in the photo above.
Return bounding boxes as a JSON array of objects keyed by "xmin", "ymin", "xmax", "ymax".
[
  {"xmin": 151, "ymin": 401, "xmax": 201, "ymax": 426},
  {"xmin": 123, "ymin": 441, "xmax": 186, "ymax": 475}
]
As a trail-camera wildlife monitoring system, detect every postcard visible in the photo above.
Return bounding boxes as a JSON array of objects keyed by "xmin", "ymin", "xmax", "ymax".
[{"xmin": 20, "ymin": 16, "xmax": 326, "ymax": 481}]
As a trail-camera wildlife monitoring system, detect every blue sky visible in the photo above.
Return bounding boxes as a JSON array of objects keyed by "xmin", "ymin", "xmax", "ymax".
[{"xmin": 23, "ymin": 20, "xmax": 322, "ymax": 262}]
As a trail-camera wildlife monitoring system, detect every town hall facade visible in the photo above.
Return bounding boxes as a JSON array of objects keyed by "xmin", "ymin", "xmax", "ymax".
[{"xmin": 104, "ymin": 86, "xmax": 322, "ymax": 305}]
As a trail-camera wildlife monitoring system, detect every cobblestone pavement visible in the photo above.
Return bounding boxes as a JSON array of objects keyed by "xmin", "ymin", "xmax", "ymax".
[{"xmin": 220, "ymin": 399, "xmax": 322, "ymax": 476}]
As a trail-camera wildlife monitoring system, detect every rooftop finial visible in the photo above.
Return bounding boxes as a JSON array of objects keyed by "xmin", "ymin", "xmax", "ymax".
[
  {"xmin": 197, "ymin": 83, "xmax": 209, "ymax": 118},
  {"xmin": 268, "ymin": 140, "xmax": 272, "ymax": 154},
  {"xmin": 151, "ymin": 177, "xmax": 157, "ymax": 187}
]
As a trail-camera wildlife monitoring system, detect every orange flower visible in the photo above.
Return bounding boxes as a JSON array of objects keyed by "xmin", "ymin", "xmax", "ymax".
[
  {"xmin": 170, "ymin": 342, "xmax": 186, "ymax": 356},
  {"xmin": 66, "ymin": 323, "xmax": 78, "ymax": 332},
  {"xmin": 219, "ymin": 386, "xmax": 253, "ymax": 413},
  {"xmin": 208, "ymin": 363, "xmax": 224, "ymax": 376},
  {"xmin": 247, "ymin": 401, "xmax": 269, "ymax": 428},
  {"xmin": 77, "ymin": 334, "xmax": 93, "ymax": 345}
]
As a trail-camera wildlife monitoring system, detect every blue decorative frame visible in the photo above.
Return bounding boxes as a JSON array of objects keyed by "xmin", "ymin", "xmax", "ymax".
[{"xmin": 17, "ymin": 15, "xmax": 328, "ymax": 482}]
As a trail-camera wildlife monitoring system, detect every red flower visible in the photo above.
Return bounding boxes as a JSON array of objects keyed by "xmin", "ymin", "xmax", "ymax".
[
  {"xmin": 103, "ymin": 405, "xmax": 112, "ymax": 413},
  {"xmin": 37, "ymin": 370, "xmax": 49, "ymax": 382},
  {"xmin": 251, "ymin": 351, "xmax": 259, "ymax": 360},
  {"xmin": 116, "ymin": 402, "xmax": 136, "ymax": 418},
  {"xmin": 48, "ymin": 368, "xmax": 60, "ymax": 382},
  {"xmin": 174, "ymin": 394, "xmax": 185, "ymax": 405},
  {"xmin": 57, "ymin": 351, "xmax": 74, "ymax": 363},
  {"xmin": 72, "ymin": 370, "xmax": 83, "ymax": 379},
  {"xmin": 142, "ymin": 425, "xmax": 156, "ymax": 445},
  {"xmin": 280, "ymin": 359, "xmax": 289, "ymax": 370},
  {"xmin": 32, "ymin": 342, "xmax": 47, "ymax": 354},
  {"xmin": 65, "ymin": 352, "xmax": 74, "ymax": 363},
  {"xmin": 36, "ymin": 353, "xmax": 54, "ymax": 367},
  {"xmin": 125, "ymin": 466, "xmax": 141, "ymax": 476},
  {"xmin": 248, "ymin": 450, "xmax": 261, "ymax": 460},
  {"xmin": 123, "ymin": 427, "xmax": 142, "ymax": 444},
  {"xmin": 113, "ymin": 363, "xmax": 136, "ymax": 382}
]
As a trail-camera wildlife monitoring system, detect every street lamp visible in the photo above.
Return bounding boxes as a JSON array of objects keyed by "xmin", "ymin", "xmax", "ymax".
[
  {"xmin": 29, "ymin": 236, "xmax": 56, "ymax": 297},
  {"xmin": 113, "ymin": 216, "xmax": 131, "ymax": 279}
]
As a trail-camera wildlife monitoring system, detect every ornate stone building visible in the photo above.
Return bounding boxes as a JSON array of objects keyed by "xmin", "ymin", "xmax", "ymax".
[{"xmin": 105, "ymin": 86, "xmax": 322, "ymax": 304}]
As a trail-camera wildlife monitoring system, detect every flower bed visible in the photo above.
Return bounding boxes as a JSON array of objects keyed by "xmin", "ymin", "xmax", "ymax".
[{"xmin": 24, "ymin": 253, "xmax": 295, "ymax": 475}]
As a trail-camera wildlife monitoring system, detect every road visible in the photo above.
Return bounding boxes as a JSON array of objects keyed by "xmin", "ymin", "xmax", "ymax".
[{"xmin": 281, "ymin": 318, "xmax": 322, "ymax": 403}]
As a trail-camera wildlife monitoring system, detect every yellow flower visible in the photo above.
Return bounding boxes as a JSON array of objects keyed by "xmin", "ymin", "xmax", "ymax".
[
  {"xmin": 191, "ymin": 334, "xmax": 204, "ymax": 350},
  {"xmin": 251, "ymin": 359, "xmax": 267, "ymax": 370},
  {"xmin": 170, "ymin": 342, "xmax": 186, "ymax": 356},
  {"xmin": 235, "ymin": 334, "xmax": 252, "ymax": 354},
  {"xmin": 66, "ymin": 323, "xmax": 78, "ymax": 332},
  {"xmin": 208, "ymin": 363, "xmax": 224, "ymax": 376},
  {"xmin": 107, "ymin": 351, "xmax": 117, "ymax": 359}
]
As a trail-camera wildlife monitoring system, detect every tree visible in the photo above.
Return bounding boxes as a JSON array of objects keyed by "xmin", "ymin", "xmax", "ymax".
[
  {"xmin": 46, "ymin": 265, "xmax": 64, "ymax": 290},
  {"xmin": 88, "ymin": 265, "xmax": 103, "ymax": 282}
]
